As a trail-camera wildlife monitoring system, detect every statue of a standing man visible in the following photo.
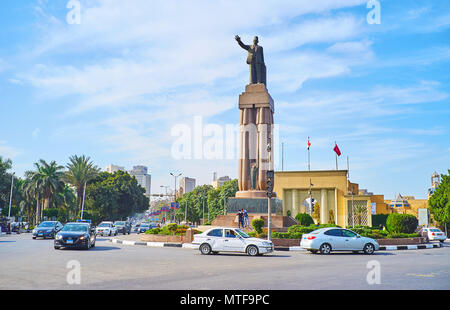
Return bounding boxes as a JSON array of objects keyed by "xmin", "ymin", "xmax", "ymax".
[{"xmin": 235, "ymin": 35, "xmax": 267, "ymax": 86}]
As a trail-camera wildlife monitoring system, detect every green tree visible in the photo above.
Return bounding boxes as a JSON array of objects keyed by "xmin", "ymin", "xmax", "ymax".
[
  {"xmin": 295, "ymin": 213, "xmax": 314, "ymax": 226},
  {"xmin": 25, "ymin": 159, "xmax": 65, "ymax": 223},
  {"xmin": 87, "ymin": 171, "xmax": 149, "ymax": 222},
  {"xmin": 428, "ymin": 170, "xmax": 450, "ymax": 231},
  {"xmin": 0, "ymin": 156, "xmax": 13, "ymax": 212},
  {"xmin": 65, "ymin": 155, "xmax": 100, "ymax": 216}
]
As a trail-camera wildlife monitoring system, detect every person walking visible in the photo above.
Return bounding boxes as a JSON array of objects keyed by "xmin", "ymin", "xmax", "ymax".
[{"xmin": 243, "ymin": 209, "xmax": 249, "ymax": 228}]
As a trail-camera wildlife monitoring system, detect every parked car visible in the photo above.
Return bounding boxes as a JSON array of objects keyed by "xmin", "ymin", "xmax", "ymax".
[
  {"xmin": 114, "ymin": 221, "xmax": 131, "ymax": 235},
  {"xmin": 193, "ymin": 227, "xmax": 274, "ymax": 256},
  {"xmin": 419, "ymin": 227, "xmax": 446, "ymax": 243},
  {"xmin": 32, "ymin": 221, "xmax": 64, "ymax": 239},
  {"xmin": 137, "ymin": 223, "xmax": 151, "ymax": 234},
  {"xmin": 300, "ymin": 227, "xmax": 379, "ymax": 255},
  {"xmin": 131, "ymin": 223, "xmax": 140, "ymax": 233},
  {"xmin": 54, "ymin": 222, "xmax": 96, "ymax": 250},
  {"xmin": 95, "ymin": 221, "xmax": 117, "ymax": 236}
]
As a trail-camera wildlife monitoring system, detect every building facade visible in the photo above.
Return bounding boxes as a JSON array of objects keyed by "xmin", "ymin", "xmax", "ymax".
[
  {"xmin": 273, "ymin": 170, "xmax": 373, "ymax": 228},
  {"xmin": 129, "ymin": 165, "xmax": 152, "ymax": 200},
  {"xmin": 212, "ymin": 176, "xmax": 232, "ymax": 189},
  {"xmin": 105, "ymin": 164, "xmax": 125, "ymax": 173},
  {"xmin": 179, "ymin": 177, "xmax": 196, "ymax": 197}
]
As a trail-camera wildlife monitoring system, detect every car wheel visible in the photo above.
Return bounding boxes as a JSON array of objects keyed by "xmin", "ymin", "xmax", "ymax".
[
  {"xmin": 32, "ymin": 237, "xmax": 36, "ymax": 239},
  {"xmin": 440, "ymin": 240, "xmax": 445, "ymax": 243},
  {"xmin": 319, "ymin": 243, "xmax": 332, "ymax": 255},
  {"xmin": 246, "ymin": 245, "xmax": 259, "ymax": 256},
  {"xmin": 199, "ymin": 243, "xmax": 212, "ymax": 255},
  {"xmin": 54, "ymin": 246, "xmax": 60, "ymax": 250},
  {"xmin": 109, "ymin": 231, "xmax": 112, "ymax": 236},
  {"xmin": 363, "ymin": 243, "xmax": 375, "ymax": 255}
]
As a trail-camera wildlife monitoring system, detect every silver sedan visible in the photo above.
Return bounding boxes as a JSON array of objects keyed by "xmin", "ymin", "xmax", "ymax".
[{"xmin": 300, "ymin": 227, "xmax": 379, "ymax": 254}]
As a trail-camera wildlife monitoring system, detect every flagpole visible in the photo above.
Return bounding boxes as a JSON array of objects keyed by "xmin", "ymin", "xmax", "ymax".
[
  {"xmin": 335, "ymin": 141, "xmax": 338, "ymax": 170},
  {"xmin": 308, "ymin": 137, "xmax": 311, "ymax": 171},
  {"xmin": 347, "ymin": 156, "xmax": 350, "ymax": 180}
]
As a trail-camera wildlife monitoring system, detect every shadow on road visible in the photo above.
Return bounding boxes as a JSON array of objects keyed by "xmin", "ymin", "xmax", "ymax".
[
  {"xmin": 57, "ymin": 246, "xmax": 121, "ymax": 251},
  {"xmin": 0, "ymin": 240, "xmax": 16, "ymax": 243},
  {"xmin": 198, "ymin": 253, "xmax": 291, "ymax": 258}
]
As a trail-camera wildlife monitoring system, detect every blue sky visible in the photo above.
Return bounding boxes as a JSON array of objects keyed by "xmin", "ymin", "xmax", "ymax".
[{"xmin": 0, "ymin": 0, "xmax": 449, "ymax": 199}]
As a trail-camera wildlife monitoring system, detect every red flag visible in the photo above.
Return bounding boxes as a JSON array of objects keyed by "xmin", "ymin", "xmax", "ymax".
[
  {"xmin": 307, "ymin": 138, "xmax": 311, "ymax": 150},
  {"xmin": 333, "ymin": 143, "xmax": 341, "ymax": 156}
]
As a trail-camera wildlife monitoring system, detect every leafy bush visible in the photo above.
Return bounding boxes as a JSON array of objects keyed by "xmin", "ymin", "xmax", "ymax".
[
  {"xmin": 386, "ymin": 232, "xmax": 420, "ymax": 239},
  {"xmin": 288, "ymin": 225, "xmax": 315, "ymax": 234},
  {"xmin": 145, "ymin": 228, "xmax": 161, "ymax": 234},
  {"xmin": 386, "ymin": 214, "xmax": 418, "ymax": 234},
  {"xmin": 247, "ymin": 231, "xmax": 257, "ymax": 237},
  {"xmin": 294, "ymin": 213, "xmax": 314, "ymax": 226},
  {"xmin": 251, "ymin": 218, "xmax": 265, "ymax": 234}
]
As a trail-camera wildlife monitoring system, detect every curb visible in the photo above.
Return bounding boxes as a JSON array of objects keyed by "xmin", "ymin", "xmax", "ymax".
[
  {"xmin": 110, "ymin": 238, "xmax": 445, "ymax": 251},
  {"xmin": 379, "ymin": 243, "xmax": 444, "ymax": 251}
]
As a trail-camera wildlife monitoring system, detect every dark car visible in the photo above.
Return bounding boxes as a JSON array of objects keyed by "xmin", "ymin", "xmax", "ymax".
[
  {"xmin": 114, "ymin": 221, "xmax": 131, "ymax": 235},
  {"xmin": 54, "ymin": 222, "xmax": 96, "ymax": 250},
  {"xmin": 32, "ymin": 221, "xmax": 63, "ymax": 239}
]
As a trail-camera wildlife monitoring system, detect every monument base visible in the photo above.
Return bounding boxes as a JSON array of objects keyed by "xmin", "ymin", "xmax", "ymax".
[
  {"xmin": 235, "ymin": 190, "xmax": 277, "ymax": 199},
  {"xmin": 227, "ymin": 197, "xmax": 283, "ymax": 215}
]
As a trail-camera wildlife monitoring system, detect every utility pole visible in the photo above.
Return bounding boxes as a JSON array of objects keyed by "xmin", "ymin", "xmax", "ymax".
[
  {"xmin": 8, "ymin": 173, "xmax": 15, "ymax": 219},
  {"xmin": 184, "ymin": 200, "xmax": 187, "ymax": 223}
]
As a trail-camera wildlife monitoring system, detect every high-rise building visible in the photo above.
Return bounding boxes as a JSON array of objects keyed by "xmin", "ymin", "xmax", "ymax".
[
  {"xmin": 129, "ymin": 165, "xmax": 152, "ymax": 199},
  {"xmin": 211, "ymin": 175, "xmax": 231, "ymax": 189},
  {"xmin": 105, "ymin": 164, "xmax": 125, "ymax": 173},
  {"xmin": 179, "ymin": 177, "xmax": 196, "ymax": 196}
]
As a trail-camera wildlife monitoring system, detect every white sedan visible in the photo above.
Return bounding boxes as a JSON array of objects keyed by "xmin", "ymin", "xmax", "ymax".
[
  {"xmin": 300, "ymin": 227, "xmax": 379, "ymax": 255},
  {"xmin": 420, "ymin": 227, "xmax": 447, "ymax": 243},
  {"xmin": 193, "ymin": 227, "xmax": 274, "ymax": 256},
  {"xmin": 95, "ymin": 222, "xmax": 117, "ymax": 236}
]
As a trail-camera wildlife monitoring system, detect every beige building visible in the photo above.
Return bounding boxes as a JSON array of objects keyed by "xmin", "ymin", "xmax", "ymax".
[{"xmin": 274, "ymin": 170, "xmax": 374, "ymax": 228}]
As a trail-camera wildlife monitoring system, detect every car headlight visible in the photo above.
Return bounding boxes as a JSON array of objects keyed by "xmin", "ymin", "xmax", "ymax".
[
  {"xmin": 56, "ymin": 235, "xmax": 63, "ymax": 240},
  {"xmin": 262, "ymin": 241, "xmax": 272, "ymax": 247},
  {"xmin": 79, "ymin": 235, "xmax": 87, "ymax": 240},
  {"xmin": 32, "ymin": 229, "xmax": 37, "ymax": 233}
]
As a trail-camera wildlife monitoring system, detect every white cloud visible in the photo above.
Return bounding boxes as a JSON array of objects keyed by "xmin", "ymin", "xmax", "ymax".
[{"xmin": 0, "ymin": 141, "xmax": 21, "ymax": 159}]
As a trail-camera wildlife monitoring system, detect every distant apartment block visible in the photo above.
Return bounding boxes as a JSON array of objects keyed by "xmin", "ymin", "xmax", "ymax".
[
  {"xmin": 105, "ymin": 164, "xmax": 125, "ymax": 173},
  {"xmin": 129, "ymin": 165, "xmax": 152, "ymax": 199},
  {"xmin": 211, "ymin": 175, "xmax": 231, "ymax": 189},
  {"xmin": 179, "ymin": 177, "xmax": 196, "ymax": 196}
]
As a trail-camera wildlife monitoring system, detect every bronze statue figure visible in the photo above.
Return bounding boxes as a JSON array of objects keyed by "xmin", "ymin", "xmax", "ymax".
[{"xmin": 235, "ymin": 35, "xmax": 267, "ymax": 86}]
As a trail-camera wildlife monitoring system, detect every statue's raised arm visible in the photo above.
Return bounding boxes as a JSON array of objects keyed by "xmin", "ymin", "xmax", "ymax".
[{"xmin": 235, "ymin": 35, "xmax": 250, "ymax": 51}]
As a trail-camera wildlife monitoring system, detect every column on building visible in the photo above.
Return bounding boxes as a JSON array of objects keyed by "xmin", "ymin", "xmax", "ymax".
[
  {"xmin": 292, "ymin": 189, "xmax": 298, "ymax": 216},
  {"xmin": 320, "ymin": 189, "xmax": 328, "ymax": 224}
]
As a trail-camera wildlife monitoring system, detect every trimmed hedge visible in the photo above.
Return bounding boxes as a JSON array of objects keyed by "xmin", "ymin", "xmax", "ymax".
[
  {"xmin": 251, "ymin": 218, "xmax": 265, "ymax": 234},
  {"xmin": 294, "ymin": 213, "xmax": 314, "ymax": 226},
  {"xmin": 386, "ymin": 214, "xmax": 418, "ymax": 234}
]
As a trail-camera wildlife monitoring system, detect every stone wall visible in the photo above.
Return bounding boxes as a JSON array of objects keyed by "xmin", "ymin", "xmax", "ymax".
[{"xmin": 140, "ymin": 234, "xmax": 192, "ymax": 243}]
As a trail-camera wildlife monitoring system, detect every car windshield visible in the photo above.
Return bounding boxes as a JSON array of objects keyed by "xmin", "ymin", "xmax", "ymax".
[
  {"xmin": 38, "ymin": 222, "xmax": 55, "ymax": 227},
  {"xmin": 115, "ymin": 222, "xmax": 125, "ymax": 226},
  {"xmin": 430, "ymin": 229, "xmax": 441, "ymax": 232},
  {"xmin": 98, "ymin": 223, "xmax": 111, "ymax": 227},
  {"xmin": 62, "ymin": 224, "xmax": 88, "ymax": 232},
  {"xmin": 235, "ymin": 229, "xmax": 250, "ymax": 238}
]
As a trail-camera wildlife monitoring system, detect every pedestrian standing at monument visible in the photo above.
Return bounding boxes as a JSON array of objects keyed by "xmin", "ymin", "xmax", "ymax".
[
  {"xmin": 243, "ymin": 209, "xmax": 249, "ymax": 228},
  {"xmin": 236, "ymin": 209, "xmax": 244, "ymax": 229}
]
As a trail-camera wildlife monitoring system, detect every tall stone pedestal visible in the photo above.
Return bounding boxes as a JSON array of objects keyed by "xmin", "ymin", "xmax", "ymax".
[{"xmin": 237, "ymin": 83, "xmax": 275, "ymax": 196}]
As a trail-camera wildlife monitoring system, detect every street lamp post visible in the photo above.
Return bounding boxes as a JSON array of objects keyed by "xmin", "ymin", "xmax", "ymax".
[
  {"xmin": 8, "ymin": 173, "xmax": 15, "ymax": 219},
  {"xmin": 170, "ymin": 172, "xmax": 182, "ymax": 222}
]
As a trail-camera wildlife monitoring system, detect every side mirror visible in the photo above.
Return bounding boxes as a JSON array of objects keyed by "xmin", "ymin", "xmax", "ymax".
[{"xmin": 356, "ymin": 235, "xmax": 361, "ymax": 238}]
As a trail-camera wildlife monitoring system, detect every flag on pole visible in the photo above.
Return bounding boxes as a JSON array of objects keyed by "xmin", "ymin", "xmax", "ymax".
[
  {"xmin": 307, "ymin": 137, "xmax": 311, "ymax": 150},
  {"xmin": 333, "ymin": 143, "xmax": 341, "ymax": 156}
]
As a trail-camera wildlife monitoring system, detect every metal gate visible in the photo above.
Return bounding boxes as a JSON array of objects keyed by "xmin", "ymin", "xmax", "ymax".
[{"xmin": 347, "ymin": 200, "xmax": 368, "ymax": 227}]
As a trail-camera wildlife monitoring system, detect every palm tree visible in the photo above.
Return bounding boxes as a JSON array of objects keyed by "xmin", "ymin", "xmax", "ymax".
[
  {"xmin": 25, "ymin": 159, "xmax": 65, "ymax": 222},
  {"xmin": 65, "ymin": 155, "xmax": 100, "ymax": 216}
]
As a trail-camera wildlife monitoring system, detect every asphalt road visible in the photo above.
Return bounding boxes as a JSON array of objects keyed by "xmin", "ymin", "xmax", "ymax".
[{"xmin": 1, "ymin": 233, "xmax": 449, "ymax": 290}]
